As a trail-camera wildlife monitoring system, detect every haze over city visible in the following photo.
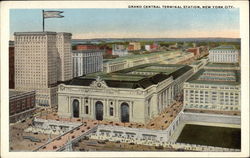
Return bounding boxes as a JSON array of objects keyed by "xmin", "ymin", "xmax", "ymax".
[{"xmin": 10, "ymin": 8, "xmax": 239, "ymax": 40}]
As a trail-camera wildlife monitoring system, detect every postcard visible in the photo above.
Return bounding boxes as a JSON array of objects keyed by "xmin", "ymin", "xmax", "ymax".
[{"xmin": 0, "ymin": 0, "xmax": 249, "ymax": 157}]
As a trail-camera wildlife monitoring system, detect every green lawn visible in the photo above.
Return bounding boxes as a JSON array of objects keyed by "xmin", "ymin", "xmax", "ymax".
[{"xmin": 176, "ymin": 124, "xmax": 241, "ymax": 149}]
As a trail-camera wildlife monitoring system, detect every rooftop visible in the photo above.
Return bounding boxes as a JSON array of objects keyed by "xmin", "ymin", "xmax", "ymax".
[
  {"xmin": 187, "ymin": 69, "xmax": 240, "ymax": 85},
  {"xmin": 14, "ymin": 32, "xmax": 57, "ymax": 36},
  {"xmin": 64, "ymin": 63, "xmax": 192, "ymax": 89},
  {"xmin": 9, "ymin": 90, "xmax": 35, "ymax": 98},
  {"xmin": 206, "ymin": 62, "xmax": 239, "ymax": 68},
  {"xmin": 210, "ymin": 45, "xmax": 237, "ymax": 51},
  {"xmin": 104, "ymin": 50, "xmax": 181, "ymax": 64},
  {"xmin": 72, "ymin": 50, "xmax": 104, "ymax": 53}
]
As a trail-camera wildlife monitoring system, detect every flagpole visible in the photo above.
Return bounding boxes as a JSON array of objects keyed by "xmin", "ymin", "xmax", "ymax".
[{"xmin": 42, "ymin": 10, "xmax": 45, "ymax": 32}]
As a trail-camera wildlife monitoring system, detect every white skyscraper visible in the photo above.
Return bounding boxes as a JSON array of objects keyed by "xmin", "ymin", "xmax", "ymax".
[
  {"xmin": 56, "ymin": 32, "xmax": 73, "ymax": 81},
  {"xmin": 14, "ymin": 31, "xmax": 73, "ymax": 107}
]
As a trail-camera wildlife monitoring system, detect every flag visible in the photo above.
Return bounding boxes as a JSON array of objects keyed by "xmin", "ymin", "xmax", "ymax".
[{"xmin": 43, "ymin": 11, "xmax": 64, "ymax": 19}]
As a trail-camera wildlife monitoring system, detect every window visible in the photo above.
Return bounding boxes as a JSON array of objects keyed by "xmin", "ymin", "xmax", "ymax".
[
  {"xmin": 109, "ymin": 107, "xmax": 114, "ymax": 116},
  {"xmin": 85, "ymin": 106, "xmax": 89, "ymax": 114}
]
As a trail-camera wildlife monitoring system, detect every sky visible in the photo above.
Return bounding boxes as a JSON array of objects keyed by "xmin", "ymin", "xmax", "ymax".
[{"xmin": 10, "ymin": 8, "xmax": 240, "ymax": 39}]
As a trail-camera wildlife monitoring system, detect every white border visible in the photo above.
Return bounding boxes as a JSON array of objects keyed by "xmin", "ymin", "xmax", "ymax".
[{"xmin": 1, "ymin": 1, "xmax": 249, "ymax": 157}]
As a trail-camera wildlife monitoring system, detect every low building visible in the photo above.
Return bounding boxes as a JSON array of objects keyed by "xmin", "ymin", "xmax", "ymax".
[
  {"xmin": 128, "ymin": 42, "xmax": 141, "ymax": 51},
  {"xmin": 112, "ymin": 44, "xmax": 128, "ymax": 56},
  {"xmin": 103, "ymin": 50, "xmax": 194, "ymax": 73},
  {"xmin": 72, "ymin": 50, "xmax": 104, "ymax": 77},
  {"xmin": 75, "ymin": 44, "xmax": 98, "ymax": 51},
  {"xmin": 145, "ymin": 45, "xmax": 151, "ymax": 51},
  {"xmin": 186, "ymin": 47, "xmax": 201, "ymax": 56},
  {"xmin": 57, "ymin": 63, "xmax": 193, "ymax": 124},
  {"xmin": 208, "ymin": 45, "xmax": 239, "ymax": 63},
  {"xmin": 9, "ymin": 90, "xmax": 36, "ymax": 123},
  {"xmin": 183, "ymin": 64, "xmax": 240, "ymax": 112},
  {"xmin": 144, "ymin": 43, "xmax": 159, "ymax": 52}
]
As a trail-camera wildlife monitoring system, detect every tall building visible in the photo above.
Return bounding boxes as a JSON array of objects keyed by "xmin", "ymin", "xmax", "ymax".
[
  {"xmin": 56, "ymin": 33, "xmax": 73, "ymax": 81},
  {"xmin": 14, "ymin": 32, "xmax": 72, "ymax": 107},
  {"xmin": 72, "ymin": 50, "xmax": 103, "ymax": 77},
  {"xmin": 209, "ymin": 45, "xmax": 239, "ymax": 63}
]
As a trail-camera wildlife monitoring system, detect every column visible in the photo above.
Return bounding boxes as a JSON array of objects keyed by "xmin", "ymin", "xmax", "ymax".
[
  {"xmin": 129, "ymin": 101, "xmax": 132, "ymax": 121},
  {"xmin": 91, "ymin": 98, "xmax": 95, "ymax": 118},
  {"xmin": 115, "ymin": 99, "xmax": 118, "ymax": 117},
  {"xmin": 165, "ymin": 89, "xmax": 168, "ymax": 107},
  {"xmin": 104, "ymin": 99, "xmax": 108, "ymax": 117},
  {"xmin": 68, "ymin": 96, "xmax": 71, "ymax": 113},
  {"xmin": 81, "ymin": 97, "xmax": 84, "ymax": 115},
  {"xmin": 172, "ymin": 86, "xmax": 174, "ymax": 102}
]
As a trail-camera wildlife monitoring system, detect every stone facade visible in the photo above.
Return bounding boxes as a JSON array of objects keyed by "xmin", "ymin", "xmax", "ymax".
[{"xmin": 57, "ymin": 65, "xmax": 193, "ymax": 124}]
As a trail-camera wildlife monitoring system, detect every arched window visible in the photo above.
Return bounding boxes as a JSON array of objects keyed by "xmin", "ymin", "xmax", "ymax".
[
  {"xmin": 121, "ymin": 102, "xmax": 129, "ymax": 123},
  {"xmin": 72, "ymin": 99, "xmax": 79, "ymax": 118},
  {"xmin": 95, "ymin": 101, "xmax": 103, "ymax": 121}
]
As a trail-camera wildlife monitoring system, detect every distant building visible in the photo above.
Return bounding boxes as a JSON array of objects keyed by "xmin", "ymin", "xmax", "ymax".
[
  {"xmin": 186, "ymin": 47, "xmax": 201, "ymax": 56},
  {"xmin": 145, "ymin": 43, "xmax": 159, "ymax": 51},
  {"xmin": 209, "ymin": 45, "xmax": 239, "ymax": 63},
  {"xmin": 72, "ymin": 50, "xmax": 104, "ymax": 77},
  {"xmin": 184, "ymin": 64, "xmax": 240, "ymax": 112},
  {"xmin": 75, "ymin": 44, "xmax": 98, "ymax": 51},
  {"xmin": 128, "ymin": 42, "xmax": 141, "ymax": 51},
  {"xmin": 58, "ymin": 64, "xmax": 193, "ymax": 123},
  {"xmin": 9, "ymin": 90, "xmax": 36, "ymax": 123},
  {"xmin": 112, "ymin": 44, "xmax": 128, "ymax": 56},
  {"xmin": 103, "ymin": 51, "xmax": 194, "ymax": 73},
  {"xmin": 145, "ymin": 45, "xmax": 151, "ymax": 51},
  {"xmin": 9, "ymin": 44, "xmax": 15, "ymax": 89}
]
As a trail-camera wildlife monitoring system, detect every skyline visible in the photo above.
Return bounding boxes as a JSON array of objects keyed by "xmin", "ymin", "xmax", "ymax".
[{"xmin": 10, "ymin": 8, "xmax": 240, "ymax": 40}]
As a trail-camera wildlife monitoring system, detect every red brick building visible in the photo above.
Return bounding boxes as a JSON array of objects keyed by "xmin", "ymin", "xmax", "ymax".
[
  {"xmin": 75, "ymin": 44, "xmax": 99, "ymax": 50},
  {"xmin": 150, "ymin": 43, "xmax": 159, "ymax": 51},
  {"xmin": 187, "ymin": 47, "xmax": 201, "ymax": 56},
  {"xmin": 9, "ymin": 46, "xmax": 15, "ymax": 89},
  {"xmin": 9, "ymin": 90, "xmax": 36, "ymax": 123}
]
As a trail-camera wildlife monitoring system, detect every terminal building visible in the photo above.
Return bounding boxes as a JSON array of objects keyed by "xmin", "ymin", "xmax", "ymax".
[
  {"xmin": 57, "ymin": 63, "xmax": 193, "ymax": 124},
  {"xmin": 183, "ymin": 63, "xmax": 240, "ymax": 112},
  {"xmin": 103, "ymin": 51, "xmax": 194, "ymax": 73},
  {"xmin": 72, "ymin": 50, "xmax": 104, "ymax": 77},
  {"xmin": 208, "ymin": 45, "xmax": 239, "ymax": 63}
]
